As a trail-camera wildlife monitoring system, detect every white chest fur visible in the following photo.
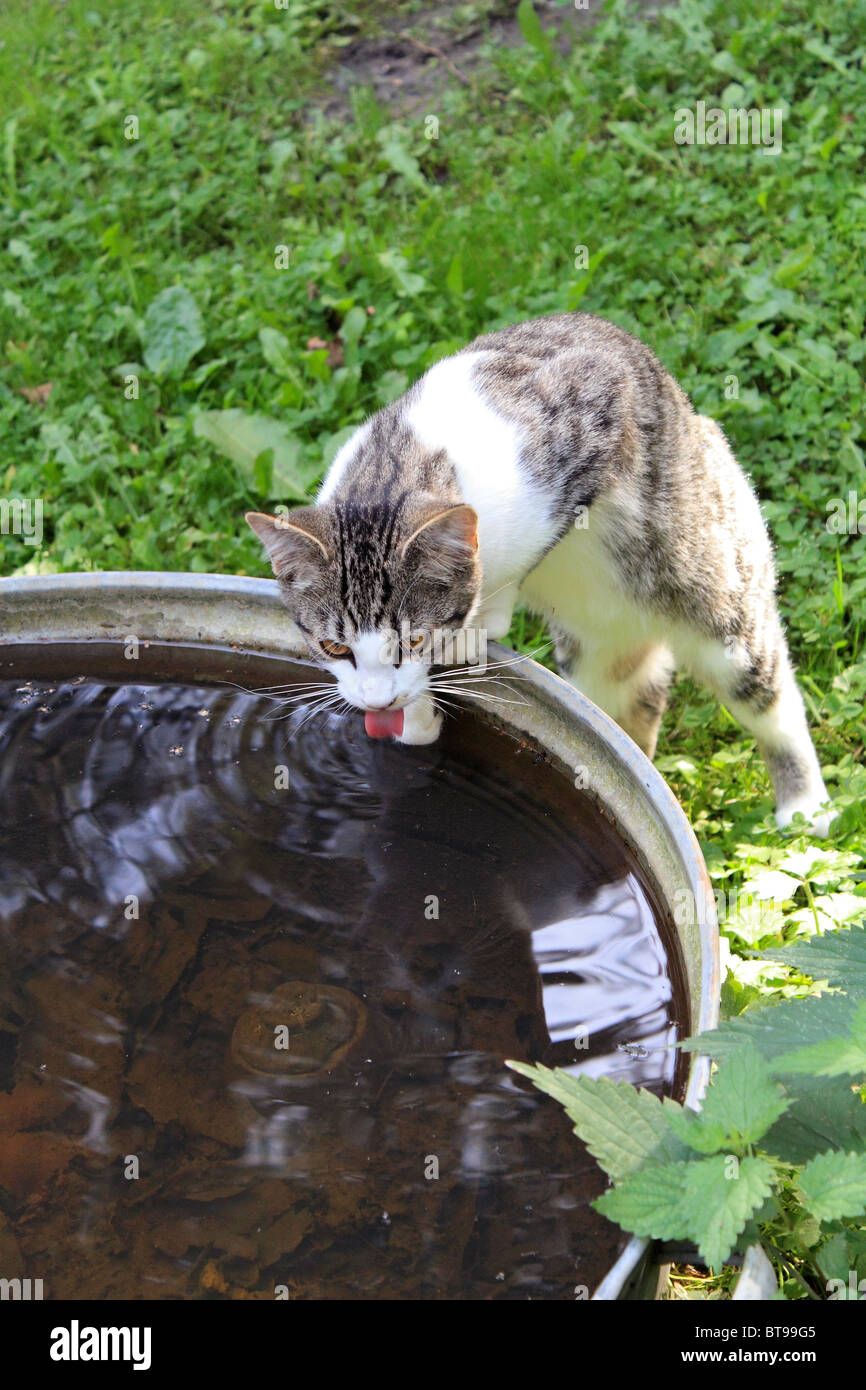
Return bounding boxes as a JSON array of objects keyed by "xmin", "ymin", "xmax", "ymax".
[
  {"xmin": 519, "ymin": 495, "xmax": 658, "ymax": 657},
  {"xmin": 406, "ymin": 353, "xmax": 556, "ymax": 597}
]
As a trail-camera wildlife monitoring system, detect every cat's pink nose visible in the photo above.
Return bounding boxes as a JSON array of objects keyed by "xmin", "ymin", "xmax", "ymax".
[{"xmin": 359, "ymin": 679, "xmax": 393, "ymax": 707}]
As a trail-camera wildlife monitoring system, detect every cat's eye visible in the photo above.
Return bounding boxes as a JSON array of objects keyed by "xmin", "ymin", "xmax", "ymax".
[
  {"xmin": 408, "ymin": 631, "xmax": 426, "ymax": 651},
  {"xmin": 319, "ymin": 639, "xmax": 351, "ymax": 659}
]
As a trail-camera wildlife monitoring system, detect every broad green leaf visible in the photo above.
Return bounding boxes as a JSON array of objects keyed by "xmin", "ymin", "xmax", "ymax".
[
  {"xmin": 445, "ymin": 253, "xmax": 463, "ymax": 299},
  {"xmin": 682, "ymin": 994, "xmax": 857, "ymax": 1068},
  {"xmin": 793, "ymin": 1214, "xmax": 822, "ymax": 1249},
  {"xmin": 101, "ymin": 222, "xmax": 134, "ymax": 260},
  {"xmin": 812, "ymin": 892, "xmax": 866, "ymax": 927},
  {"xmin": 259, "ymin": 326, "xmax": 294, "ymax": 377},
  {"xmin": 190, "ymin": 356, "xmax": 228, "ymax": 388},
  {"xmin": 845, "ymin": 1231, "xmax": 866, "ymax": 1282},
  {"xmin": 252, "ymin": 448, "xmax": 273, "ymax": 497},
  {"xmin": 787, "ymin": 905, "xmax": 851, "ymax": 935},
  {"xmin": 594, "ymin": 1161, "xmax": 692, "ymax": 1241},
  {"xmin": 377, "ymin": 131, "xmax": 426, "ymax": 190},
  {"xmin": 376, "ymin": 249, "xmax": 427, "ymax": 297},
  {"xmin": 267, "ymin": 137, "xmax": 295, "ymax": 179},
  {"xmin": 192, "ymin": 409, "xmax": 317, "ymax": 500},
  {"xmin": 142, "ymin": 286, "xmax": 205, "ymax": 376},
  {"xmin": 774, "ymin": 846, "xmax": 838, "ymax": 881},
  {"xmin": 608, "ymin": 121, "xmax": 675, "ymax": 169},
  {"xmin": 709, "ymin": 49, "xmax": 751, "ymax": 83},
  {"xmin": 376, "ymin": 370, "xmax": 408, "ymax": 406},
  {"xmin": 762, "ymin": 923, "xmax": 866, "ymax": 996},
  {"xmin": 666, "ymin": 1045, "xmax": 788, "ymax": 1152},
  {"xmin": 663, "ymin": 1109, "xmax": 730, "ymax": 1155},
  {"xmin": 725, "ymin": 897, "xmax": 786, "ymax": 944},
  {"xmin": 516, "ymin": 1, "xmax": 552, "ymax": 61},
  {"xmin": 816, "ymin": 1232, "xmax": 853, "ymax": 1285},
  {"xmin": 692, "ymin": 1044, "xmax": 789, "ymax": 1145},
  {"xmin": 740, "ymin": 867, "xmax": 800, "ymax": 901},
  {"xmin": 773, "ymin": 1000, "xmax": 866, "ymax": 1077},
  {"xmin": 803, "ymin": 35, "xmax": 850, "ymax": 75},
  {"xmin": 720, "ymin": 975, "xmax": 771, "ymax": 1019},
  {"xmin": 681, "ymin": 1155, "xmax": 776, "ymax": 1270},
  {"xmin": 798, "ymin": 1150, "xmax": 866, "ymax": 1221},
  {"xmin": 340, "ymin": 306, "xmax": 368, "ymax": 351},
  {"xmin": 8, "ymin": 236, "xmax": 36, "ymax": 272},
  {"xmin": 764, "ymin": 1074, "xmax": 866, "ymax": 1163},
  {"xmin": 507, "ymin": 1063, "xmax": 691, "ymax": 1181},
  {"xmin": 597, "ymin": 1153, "xmax": 775, "ymax": 1267},
  {"xmin": 772, "ymin": 247, "xmax": 814, "ymax": 289}
]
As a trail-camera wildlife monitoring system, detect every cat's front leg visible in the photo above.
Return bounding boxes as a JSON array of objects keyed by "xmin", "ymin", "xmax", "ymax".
[
  {"xmin": 396, "ymin": 694, "xmax": 443, "ymax": 746},
  {"xmin": 475, "ymin": 583, "xmax": 520, "ymax": 641}
]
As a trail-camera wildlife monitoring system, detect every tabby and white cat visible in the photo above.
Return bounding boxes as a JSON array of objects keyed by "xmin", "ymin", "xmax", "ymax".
[{"xmin": 247, "ymin": 312, "xmax": 832, "ymax": 834}]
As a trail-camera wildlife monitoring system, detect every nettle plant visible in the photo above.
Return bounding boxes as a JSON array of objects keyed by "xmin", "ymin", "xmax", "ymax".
[{"xmin": 510, "ymin": 925, "xmax": 866, "ymax": 1299}]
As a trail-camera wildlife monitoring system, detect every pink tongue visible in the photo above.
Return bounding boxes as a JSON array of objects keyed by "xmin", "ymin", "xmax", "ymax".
[{"xmin": 364, "ymin": 708, "xmax": 405, "ymax": 739}]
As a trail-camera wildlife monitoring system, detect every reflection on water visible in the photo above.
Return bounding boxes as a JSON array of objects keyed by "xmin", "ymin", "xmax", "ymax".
[{"xmin": 0, "ymin": 667, "xmax": 682, "ymax": 1300}]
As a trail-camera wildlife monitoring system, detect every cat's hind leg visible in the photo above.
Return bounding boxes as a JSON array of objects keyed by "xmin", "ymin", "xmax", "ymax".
[
  {"xmin": 615, "ymin": 646, "xmax": 676, "ymax": 761},
  {"xmin": 562, "ymin": 640, "xmax": 675, "ymax": 761},
  {"xmin": 676, "ymin": 624, "xmax": 833, "ymax": 835}
]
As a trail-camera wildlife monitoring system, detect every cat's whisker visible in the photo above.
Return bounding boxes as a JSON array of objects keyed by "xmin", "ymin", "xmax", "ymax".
[
  {"xmin": 427, "ymin": 690, "xmax": 462, "ymax": 706},
  {"xmin": 219, "ymin": 677, "xmax": 321, "ymax": 692},
  {"xmin": 251, "ymin": 682, "xmax": 334, "ymax": 694},
  {"xmin": 427, "ymin": 644, "xmax": 551, "ymax": 681},
  {"xmin": 428, "ymin": 672, "xmax": 525, "ymax": 697},
  {"xmin": 473, "ymin": 577, "xmax": 519, "ymax": 608},
  {"xmin": 427, "ymin": 694, "xmax": 460, "ymax": 718},
  {"xmin": 459, "ymin": 919, "xmax": 515, "ymax": 960},
  {"xmin": 429, "ymin": 668, "xmax": 524, "ymax": 686},
  {"xmin": 289, "ymin": 693, "xmax": 347, "ymax": 733},
  {"xmin": 261, "ymin": 684, "xmax": 338, "ymax": 705},
  {"xmin": 260, "ymin": 690, "xmax": 339, "ymax": 716},
  {"xmin": 260, "ymin": 693, "xmax": 337, "ymax": 711},
  {"xmin": 427, "ymin": 685, "xmax": 530, "ymax": 708},
  {"xmin": 435, "ymin": 661, "xmax": 539, "ymax": 678},
  {"xmin": 220, "ymin": 678, "xmax": 336, "ymax": 700},
  {"xmin": 269, "ymin": 688, "xmax": 343, "ymax": 723},
  {"xmin": 486, "ymin": 641, "xmax": 553, "ymax": 665},
  {"xmin": 428, "ymin": 686, "xmax": 522, "ymax": 708}
]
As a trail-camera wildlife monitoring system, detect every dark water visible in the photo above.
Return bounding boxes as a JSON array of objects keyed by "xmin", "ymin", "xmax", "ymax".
[{"xmin": 0, "ymin": 642, "xmax": 686, "ymax": 1300}]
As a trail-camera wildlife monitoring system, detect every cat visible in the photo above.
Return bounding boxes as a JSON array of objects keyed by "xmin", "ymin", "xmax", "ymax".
[{"xmin": 246, "ymin": 312, "xmax": 833, "ymax": 835}]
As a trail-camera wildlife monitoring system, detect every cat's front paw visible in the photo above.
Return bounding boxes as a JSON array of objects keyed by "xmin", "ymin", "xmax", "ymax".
[
  {"xmin": 396, "ymin": 696, "xmax": 443, "ymax": 746},
  {"xmin": 775, "ymin": 795, "xmax": 838, "ymax": 838}
]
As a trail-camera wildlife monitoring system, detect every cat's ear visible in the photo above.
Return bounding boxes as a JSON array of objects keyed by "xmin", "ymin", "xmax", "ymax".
[
  {"xmin": 245, "ymin": 509, "xmax": 330, "ymax": 584},
  {"xmin": 401, "ymin": 504, "xmax": 479, "ymax": 582}
]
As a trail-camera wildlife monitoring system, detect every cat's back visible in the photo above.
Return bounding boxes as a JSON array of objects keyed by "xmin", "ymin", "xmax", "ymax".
[
  {"xmin": 463, "ymin": 311, "xmax": 654, "ymax": 365},
  {"xmin": 463, "ymin": 312, "xmax": 689, "ymax": 426},
  {"xmin": 450, "ymin": 312, "xmax": 691, "ymax": 514},
  {"xmin": 324, "ymin": 312, "xmax": 693, "ymax": 521}
]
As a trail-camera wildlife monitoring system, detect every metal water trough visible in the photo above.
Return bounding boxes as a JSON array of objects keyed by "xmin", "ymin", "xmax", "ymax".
[{"xmin": 0, "ymin": 571, "xmax": 722, "ymax": 1299}]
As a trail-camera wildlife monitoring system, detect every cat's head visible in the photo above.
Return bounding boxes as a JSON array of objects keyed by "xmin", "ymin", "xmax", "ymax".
[{"xmin": 245, "ymin": 500, "xmax": 481, "ymax": 717}]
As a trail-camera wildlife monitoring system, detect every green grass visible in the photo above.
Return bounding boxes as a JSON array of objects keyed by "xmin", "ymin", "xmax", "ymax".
[{"xmin": 1, "ymin": 0, "xmax": 865, "ymax": 1293}]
